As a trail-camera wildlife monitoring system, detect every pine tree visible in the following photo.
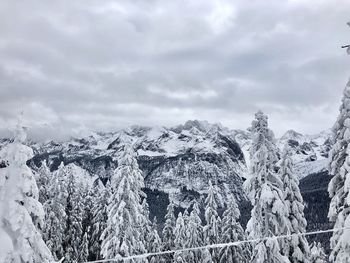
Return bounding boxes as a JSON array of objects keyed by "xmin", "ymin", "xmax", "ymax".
[
  {"xmin": 79, "ymin": 230, "xmax": 90, "ymax": 263},
  {"xmin": 280, "ymin": 146, "xmax": 310, "ymax": 262},
  {"xmin": 141, "ymin": 198, "xmax": 152, "ymax": 250},
  {"xmin": 90, "ymin": 180, "xmax": 110, "ymax": 260},
  {"xmin": 219, "ymin": 196, "xmax": 251, "ymax": 263},
  {"xmin": 310, "ymin": 242, "xmax": 327, "ymax": 263},
  {"xmin": 184, "ymin": 200, "xmax": 207, "ymax": 263},
  {"xmin": 0, "ymin": 121, "xmax": 54, "ymax": 262},
  {"xmin": 147, "ymin": 217, "xmax": 162, "ymax": 263},
  {"xmin": 204, "ymin": 181, "xmax": 222, "ymax": 263},
  {"xmin": 43, "ymin": 163, "xmax": 68, "ymax": 261},
  {"xmin": 100, "ymin": 146, "xmax": 148, "ymax": 262},
  {"xmin": 161, "ymin": 200, "xmax": 176, "ymax": 262},
  {"xmin": 173, "ymin": 212, "xmax": 187, "ymax": 261},
  {"xmin": 244, "ymin": 111, "xmax": 289, "ymax": 263},
  {"xmin": 63, "ymin": 166, "xmax": 85, "ymax": 263},
  {"xmin": 328, "ymin": 77, "xmax": 350, "ymax": 262},
  {"xmin": 37, "ymin": 160, "xmax": 51, "ymax": 204}
]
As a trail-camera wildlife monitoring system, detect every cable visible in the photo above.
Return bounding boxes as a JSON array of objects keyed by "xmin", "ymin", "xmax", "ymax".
[{"xmin": 85, "ymin": 226, "xmax": 349, "ymax": 263}]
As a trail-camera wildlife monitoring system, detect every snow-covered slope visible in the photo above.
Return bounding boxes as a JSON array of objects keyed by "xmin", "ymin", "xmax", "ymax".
[
  {"xmin": 27, "ymin": 120, "xmax": 247, "ymax": 207},
  {"xmin": 278, "ymin": 129, "xmax": 332, "ymax": 178},
  {"xmin": 0, "ymin": 121, "xmax": 333, "ymax": 207}
]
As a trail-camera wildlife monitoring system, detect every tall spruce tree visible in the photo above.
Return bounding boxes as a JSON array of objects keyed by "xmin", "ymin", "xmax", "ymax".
[
  {"xmin": 43, "ymin": 163, "xmax": 68, "ymax": 261},
  {"xmin": 204, "ymin": 181, "xmax": 222, "ymax": 263},
  {"xmin": 310, "ymin": 242, "xmax": 327, "ymax": 263},
  {"xmin": 0, "ymin": 121, "xmax": 54, "ymax": 262},
  {"xmin": 328, "ymin": 76, "xmax": 350, "ymax": 262},
  {"xmin": 244, "ymin": 111, "xmax": 289, "ymax": 263},
  {"xmin": 219, "ymin": 196, "xmax": 251, "ymax": 263},
  {"xmin": 63, "ymin": 166, "xmax": 85, "ymax": 263},
  {"xmin": 100, "ymin": 146, "xmax": 147, "ymax": 262},
  {"xmin": 173, "ymin": 212, "xmax": 187, "ymax": 262},
  {"xmin": 90, "ymin": 180, "xmax": 110, "ymax": 260},
  {"xmin": 280, "ymin": 146, "xmax": 310, "ymax": 262},
  {"xmin": 161, "ymin": 200, "xmax": 176, "ymax": 262},
  {"xmin": 37, "ymin": 160, "xmax": 51, "ymax": 204},
  {"xmin": 184, "ymin": 200, "xmax": 207, "ymax": 263},
  {"xmin": 147, "ymin": 217, "xmax": 162, "ymax": 263}
]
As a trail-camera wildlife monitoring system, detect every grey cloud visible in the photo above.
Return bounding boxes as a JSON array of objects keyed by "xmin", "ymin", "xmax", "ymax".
[{"xmin": 0, "ymin": 0, "xmax": 349, "ymax": 140}]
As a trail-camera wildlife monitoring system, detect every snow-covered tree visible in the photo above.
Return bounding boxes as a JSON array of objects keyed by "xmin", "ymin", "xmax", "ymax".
[
  {"xmin": 161, "ymin": 200, "xmax": 176, "ymax": 262},
  {"xmin": 79, "ymin": 230, "xmax": 90, "ymax": 263},
  {"xmin": 36, "ymin": 160, "xmax": 52, "ymax": 204},
  {"xmin": 173, "ymin": 212, "xmax": 187, "ymax": 261},
  {"xmin": 43, "ymin": 163, "xmax": 68, "ymax": 261},
  {"xmin": 219, "ymin": 196, "xmax": 251, "ymax": 263},
  {"xmin": 0, "ymin": 121, "xmax": 54, "ymax": 263},
  {"xmin": 204, "ymin": 181, "xmax": 222, "ymax": 262},
  {"xmin": 310, "ymin": 242, "xmax": 327, "ymax": 263},
  {"xmin": 147, "ymin": 217, "xmax": 162, "ymax": 263},
  {"xmin": 63, "ymin": 166, "xmax": 85, "ymax": 263},
  {"xmin": 90, "ymin": 180, "xmax": 110, "ymax": 260},
  {"xmin": 244, "ymin": 111, "xmax": 289, "ymax": 263},
  {"xmin": 328, "ymin": 77, "xmax": 350, "ymax": 262},
  {"xmin": 279, "ymin": 146, "xmax": 310, "ymax": 262},
  {"xmin": 100, "ymin": 146, "xmax": 147, "ymax": 262},
  {"xmin": 183, "ymin": 200, "xmax": 206, "ymax": 263}
]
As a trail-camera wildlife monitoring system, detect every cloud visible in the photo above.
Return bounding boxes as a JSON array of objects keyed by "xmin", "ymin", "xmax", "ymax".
[{"xmin": 0, "ymin": 0, "xmax": 349, "ymax": 140}]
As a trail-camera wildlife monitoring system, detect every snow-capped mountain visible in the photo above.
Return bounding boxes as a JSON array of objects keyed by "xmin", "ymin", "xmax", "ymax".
[
  {"xmin": 0, "ymin": 120, "xmax": 333, "ymax": 207},
  {"xmin": 23, "ymin": 120, "xmax": 247, "ymax": 207},
  {"xmin": 279, "ymin": 129, "xmax": 332, "ymax": 178}
]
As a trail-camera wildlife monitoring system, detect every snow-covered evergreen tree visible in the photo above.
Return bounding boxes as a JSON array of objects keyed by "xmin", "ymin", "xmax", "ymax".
[
  {"xmin": 161, "ymin": 200, "xmax": 176, "ymax": 262},
  {"xmin": 37, "ymin": 160, "xmax": 51, "ymax": 204},
  {"xmin": 173, "ymin": 212, "xmax": 187, "ymax": 262},
  {"xmin": 147, "ymin": 217, "xmax": 162, "ymax": 263},
  {"xmin": 183, "ymin": 200, "xmax": 206, "ymax": 263},
  {"xmin": 280, "ymin": 146, "xmax": 310, "ymax": 262},
  {"xmin": 0, "ymin": 121, "xmax": 54, "ymax": 263},
  {"xmin": 204, "ymin": 181, "xmax": 222, "ymax": 263},
  {"xmin": 100, "ymin": 146, "xmax": 147, "ymax": 262},
  {"xmin": 244, "ymin": 111, "xmax": 289, "ymax": 263},
  {"xmin": 219, "ymin": 196, "xmax": 251, "ymax": 263},
  {"xmin": 63, "ymin": 166, "xmax": 85, "ymax": 263},
  {"xmin": 328, "ymin": 77, "xmax": 350, "ymax": 262},
  {"xmin": 79, "ymin": 230, "xmax": 90, "ymax": 263},
  {"xmin": 43, "ymin": 163, "xmax": 67, "ymax": 261},
  {"xmin": 310, "ymin": 242, "xmax": 327, "ymax": 263},
  {"xmin": 90, "ymin": 180, "xmax": 110, "ymax": 260}
]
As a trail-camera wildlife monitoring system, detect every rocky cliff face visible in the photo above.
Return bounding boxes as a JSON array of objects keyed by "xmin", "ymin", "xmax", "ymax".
[
  {"xmin": 0, "ymin": 121, "xmax": 334, "ymax": 234},
  {"xmin": 16, "ymin": 120, "xmax": 248, "ymax": 208}
]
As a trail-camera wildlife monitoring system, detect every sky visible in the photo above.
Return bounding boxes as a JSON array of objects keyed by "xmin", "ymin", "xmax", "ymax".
[{"xmin": 0, "ymin": 0, "xmax": 349, "ymax": 141}]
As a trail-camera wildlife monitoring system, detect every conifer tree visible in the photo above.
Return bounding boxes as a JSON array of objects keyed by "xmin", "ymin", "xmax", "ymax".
[
  {"xmin": 219, "ymin": 196, "xmax": 251, "ymax": 263},
  {"xmin": 280, "ymin": 146, "xmax": 310, "ymax": 262},
  {"xmin": 100, "ymin": 146, "xmax": 148, "ymax": 262},
  {"xmin": 0, "ymin": 121, "xmax": 54, "ymax": 263},
  {"xmin": 244, "ymin": 111, "xmax": 289, "ymax": 263},
  {"xmin": 310, "ymin": 242, "xmax": 327, "ymax": 263},
  {"xmin": 63, "ymin": 166, "xmax": 85, "ymax": 263},
  {"xmin": 43, "ymin": 163, "xmax": 68, "ymax": 261},
  {"xmin": 184, "ymin": 200, "xmax": 207, "ymax": 263},
  {"xmin": 173, "ymin": 212, "xmax": 187, "ymax": 262},
  {"xmin": 90, "ymin": 181, "xmax": 110, "ymax": 260},
  {"xmin": 37, "ymin": 160, "xmax": 51, "ymax": 204},
  {"xmin": 161, "ymin": 200, "xmax": 176, "ymax": 262},
  {"xmin": 204, "ymin": 181, "xmax": 222, "ymax": 262},
  {"xmin": 147, "ymin": 217, "xmax": 162, "ymax": 263},
  {"xmin": 328, "ymin": 77, "xmax": 350, "ymax": 262},
  {"xmin": 79, "ymin": 230, "xmax": 90, "ymax": 263}
]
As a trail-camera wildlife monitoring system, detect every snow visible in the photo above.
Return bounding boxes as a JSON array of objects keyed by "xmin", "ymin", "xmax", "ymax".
[{"xmin": 0, "ymin": 227, "xmax": 13, "ymax": 261}]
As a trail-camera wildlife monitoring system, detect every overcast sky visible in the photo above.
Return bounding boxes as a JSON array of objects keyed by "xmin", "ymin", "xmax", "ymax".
[{"xmin": 0, "ymin": 0, "xmax": 349, "ymax": 140}]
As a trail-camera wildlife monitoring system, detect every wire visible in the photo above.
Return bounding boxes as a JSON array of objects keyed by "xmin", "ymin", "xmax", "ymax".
[{"xmin": 85, "ymin": 226, "xmax": 349, "ymax": 263}]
